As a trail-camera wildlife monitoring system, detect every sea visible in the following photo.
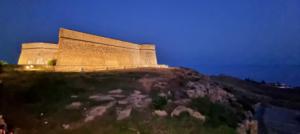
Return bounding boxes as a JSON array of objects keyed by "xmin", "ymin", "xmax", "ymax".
[{"xmin": 194, "ymin": 65, "xmax": 300, "ymax": 87}]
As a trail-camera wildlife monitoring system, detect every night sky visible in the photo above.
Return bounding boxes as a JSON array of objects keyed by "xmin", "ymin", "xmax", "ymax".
[{"xmin": 0, "ymin": 0, "xmax": 300, "ymax": 85}]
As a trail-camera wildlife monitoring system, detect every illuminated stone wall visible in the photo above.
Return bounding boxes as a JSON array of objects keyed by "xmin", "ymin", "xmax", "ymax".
[
  {"xmin": 18, "ymin": 43, "xmax": 58, "ymax": 65},
  {"xmin": 17, "ymin": 28, "xmax": 161, "ymax": 71},
  {"xmin": 55, "ymin": 28, "xmax": 158, "ymax": 71}
]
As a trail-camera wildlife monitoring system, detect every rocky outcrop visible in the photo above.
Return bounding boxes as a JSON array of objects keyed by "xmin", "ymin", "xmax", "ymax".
[
  {"xmin": 65, "ymin": 102, "xmax": 82, "ymax": 110},
  {"xmin": 153, "ymin": 110, "xmax": 168, "ymax": 117},
  {"xmin": 84, "ymin": 101, "xmax": 116, "ymax": 122},
  {"xmin": 108, "ymin": 89, "xmax": 123, "ymax": 94},
  {"xmin": 116, "ymin": 106, "xmax": 132, "ymax": 120},
  {"xmin": 171, "ymin": 106, "xmax": 205, "ymax": 121},
  {"xmin": 89, "ymin": 94, "xmax": 115, "ymax": 102},
  {"xmin": 237, "ymin": 120, "xmax": 258, "ymax": 134},
  {"xmin": 127, "ymin": 91, "xmax": 152, "ymax": 108}
]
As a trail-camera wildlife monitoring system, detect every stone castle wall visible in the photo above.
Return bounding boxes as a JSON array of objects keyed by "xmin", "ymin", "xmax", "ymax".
[
  {"xmin": 55, "ymin": 28, "xmax": 158, "ymax": 71},
  {"xmin": 18, "ymin": 43, "xmax": 58, "ymax": 65}
]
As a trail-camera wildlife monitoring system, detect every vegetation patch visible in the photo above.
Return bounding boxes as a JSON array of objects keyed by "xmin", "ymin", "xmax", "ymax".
[
  {"xmin": 190, "ymin": 97, "xmax": 240, "ymax": 128},
  {"xmin": 152, "ymin": 96, "xmax": 168, "ymax": 110}
]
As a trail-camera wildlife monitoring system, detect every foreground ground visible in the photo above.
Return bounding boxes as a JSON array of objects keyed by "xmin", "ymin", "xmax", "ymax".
[{"xmin": 0, "ymin": 67, "xmax": 299, "ymax": 134}]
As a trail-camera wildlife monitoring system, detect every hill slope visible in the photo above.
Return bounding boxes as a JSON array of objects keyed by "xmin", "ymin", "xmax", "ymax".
[{"xmin": 0, "ymin": 67, "xmax": 283, "ymax": 134}]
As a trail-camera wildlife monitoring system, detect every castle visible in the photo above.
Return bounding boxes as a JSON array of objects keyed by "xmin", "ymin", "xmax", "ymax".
[{"xmin": 18, "ymin": 28, "xmax": 165, "ymax": 71}]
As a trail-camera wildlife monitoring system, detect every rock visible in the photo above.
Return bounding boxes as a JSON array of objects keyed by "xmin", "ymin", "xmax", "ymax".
[
  {"xmin": 153, "ymin": 81, "xmax": 168, "ymax": 89},
  {"xmin": 153, "ymin": 110, "xmax": 168, "ymax": 117},
  {"xmin": 158, "ymin": 92, "xmax": 167, "ymax": 97},
  {"xmin": 108, "ymin": 89, "xmax": 123, "ymax": 94},
  {"xmin": 65, "ymin": 102, "xmax": 82, "ymax": 109},
  {"xmin": 0, "ymin": 115, "xmax": 6, "ymax": 128},
  {"xmin": 171, "ymin": 106, "xmax": 205, "ymax": 121},
  {"xmin": 110, "ymin": 94, "xmax": 126, "ymax": 98},
  {"xmin": 189, "ymin": 110, "xmax": 205, "ymax": 120},
  {"xmin": 134, "ymin": 90, "xmax": 141, "ymax": 95},
  {"xmin": 207, "ymin": 86, "xmax": 234, "ymax": 103},
  {"xmin": 173, "ymin": 99, "xmax": 191, "ymax": 105},
  {"xmin": 173, "ymin": 90, "xmax": 187, "ymax": 99},
  {"xmin": 171, "ymin": 106, "xmax": 188, "ymax": 117},
  {"xmin": 70, "ymin": 95, "xmax": 78, "ymax": 99},
  {"xmin": 186, "ymin": 81, "xmax": 207, "ymax": 98},
  {"xmin": 118, "ymin": 100, "xmax": 129, "ymax": 105},
  {"xmin": 186, "ymin": 90, "xmax": 196, "ymax": 98},
  {"xmin": 236, "ymin": 120, "xmax": 258, "ymax": 134},
  {"xmin": 85, "ymin": 106, "xmax": 107, "ymax": 122},
  {"xmin": 62, "ymin": 124, "xmax": 70, "ymax": 129},
  {"xmin": 128, "ymin": 127, "xmax": 141, "ymax": 134},
  {"xmin": 89, "ymin": 94, "xmax": 115, "ymax": 102},
  {"xmin": 116, "ymin": 106, "xmax": 132, "ymax": 120},
  {"xmin": 128, "ymin": 92, "xmax": 151, "ymax": 108},
  {"xmin": 85, "ymin": 101, "xmax": 116, "ymax": 122}
]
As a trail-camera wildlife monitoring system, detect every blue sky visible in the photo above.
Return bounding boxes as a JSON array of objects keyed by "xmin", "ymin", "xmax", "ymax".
[{"xmin": 0, "ymin": 0, "xmax": 300, "ymax": 67}]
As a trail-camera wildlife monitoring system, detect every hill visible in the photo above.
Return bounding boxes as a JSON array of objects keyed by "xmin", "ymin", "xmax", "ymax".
[{"xmin": 0, "ymin": 66, "xmax": 298, "ymax": 134}]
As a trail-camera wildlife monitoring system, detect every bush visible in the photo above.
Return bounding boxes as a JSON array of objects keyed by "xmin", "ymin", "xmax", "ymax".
[
  {"xmin": 0, "ymin": 60, "xmax": 8, "ymax": 73},
  {"xmin": 48, "ymin": 59, "xmax": 57, "ymax": 66},
  {"xmin": 152, "ymin": 96, "xmax": 168, "ymax": 110},
  {"xmin": 0, "ymin": 60, "xmax": 8, "ymax": 65},
  {"xmin": 190, "ymin": 97, "xmax": 239, "ymax": 128}
]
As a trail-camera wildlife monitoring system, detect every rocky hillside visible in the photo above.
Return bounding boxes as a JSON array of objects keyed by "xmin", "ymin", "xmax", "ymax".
[{"xmin": 0, "ymin": 67, "xmax": 266, "ymax": 134}]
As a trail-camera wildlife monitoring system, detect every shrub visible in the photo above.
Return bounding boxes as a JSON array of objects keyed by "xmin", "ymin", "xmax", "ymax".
[
  {"xmin": 0, "ymin": 60, "xmax": 8, "ymax": 73},
  {"xmin": 190, "ymin": 97, "xmax": 239, "ymax": 128},
  {"xmin": 48, "ymin": 59, "xmax": 57, "ymax": 66},
  {"xmin": 152, "ymin": 96, "xmax": 168, "ymax": 110},
  {"xmin": 0, "ymin": 60, "xmax": 8, "ymax": 65}
]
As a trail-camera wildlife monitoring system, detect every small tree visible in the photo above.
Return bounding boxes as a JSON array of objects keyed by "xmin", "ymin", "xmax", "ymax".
[
  {"xmin": 48, "ymin": 59, "xmax": 57, "ymax": 66},
  {"xmin": 0, "ymin": 63, "xmax": 2, "ymax": 74},
  {"xmin": 0, "ymin": 60, "xmax": 8, "ymax": 66},
  {"xmin": 0, "ymin": 60, "xmax": 8, "ymax": 73}
]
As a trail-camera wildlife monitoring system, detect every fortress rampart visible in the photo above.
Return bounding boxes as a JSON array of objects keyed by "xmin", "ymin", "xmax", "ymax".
[
  {"xmin": 18, "ymin": 28, "xmax": 164, "ymax": 72},
  {"xmin": 18, "ymin": 43, "xmax": 58, "ymax": 65}
]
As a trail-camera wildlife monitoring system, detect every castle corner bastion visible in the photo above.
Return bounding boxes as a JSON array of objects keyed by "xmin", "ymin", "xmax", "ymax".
[
  {"xmin": 18, "ymin": 28, "xmax": 166, "ymax": 71},
  {"xmin": 18, "ymin": 43, "xmax": 58, "ymax": 65}
]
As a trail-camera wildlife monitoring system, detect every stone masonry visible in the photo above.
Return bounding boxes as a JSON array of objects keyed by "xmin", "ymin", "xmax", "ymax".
[
  {"xmin": 18, "ymin": 28, "xmax": 164, "ymax": 71},
  {"xmin": 18, "ymin": 43, "xmax": 58, "ymax": 65}
]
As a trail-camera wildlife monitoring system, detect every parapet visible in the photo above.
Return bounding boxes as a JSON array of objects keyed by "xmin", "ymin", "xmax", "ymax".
[
  {"xmin": 59, "ymin": 28, "xmax": 142, "ymax": 50},
  {"xmin": 140, "ymin": 44, "xmax": 155, "ymax": 50},
  {"xmin": 22, "ymin": 43, "xmax": 58, "ymax": 49}
]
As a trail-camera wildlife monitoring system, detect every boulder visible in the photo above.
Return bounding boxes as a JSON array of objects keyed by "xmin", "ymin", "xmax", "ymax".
[
  {"xmin": 133, "ymin": 90, "xmax": 141, "ymax": 95},
  {"xmin": 65, "ymin": 102, "xmax": 82, "ymax": 109},
  {"xmin": 85, "ymin": 106, "xmax": 107, "ymax": 122},
  {"xmin": 173, "ymin": 99, "xmax": 191, "ymax": 105},
  {"xmin": 118, "ymin": 100, "xmax": 129, "ymax": 105},
  {"xmin": 158, "ymin": 92, "xmax": 167, "ymax": 97},
  {"xmin": 62, "ymin": 124, "xmax": 70, "ymax": 130},
  {"xmin": 84, "ymin": 101, "xmax": 116, "ymax": 122},
  {"xmin": 116, "ymin": 106, "xmax": 132, "ymax": 120},
  {"xmin": 153, "ymin": 81, "xmax": 168, "ymax": 89},
  {"xmin": 0, "ymin": 115, "xmax": 6, "ymax": 128},
  {"xmin": 89, "ymin": 94, "xmax": 115, "ymax": 102},
  {"xmin": 236, "ymin": 120, "xmax": 258, "ymax": 134},
  {"xmin": 110, "ymin": 94, "xmax": 126, "ymax": 98},
  {"xmin": 171, "ymin": 106, "xmax": 205, "ymax": 121},
  {"xmin": 108, "ymin": 89, "xmax": 123, "ymax": 94},
  {"xmin": 70, "ymin": 95, "xmax": 79, "ymax": 99},
  {"xmin": 153, "ymin": 110, "xmax": 168, "ymax": 117},
  {"xmin": 207, "ymin": 86, "xmax": 235, "ymax": 103},
  {"xmin": 128, "ymin": 92, "xmax": 151, "ymax": 108}
]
